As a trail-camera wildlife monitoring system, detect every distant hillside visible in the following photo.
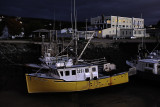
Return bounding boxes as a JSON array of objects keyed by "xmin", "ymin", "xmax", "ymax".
[{"xmin": 0, "ymin": 14, "xmax": 88, "ymax": 37}]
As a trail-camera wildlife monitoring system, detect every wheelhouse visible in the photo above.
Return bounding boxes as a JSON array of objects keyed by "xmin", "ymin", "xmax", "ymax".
[{"xmin": 57, "ymin": 65, "xmax": 98, "ymax": 81}]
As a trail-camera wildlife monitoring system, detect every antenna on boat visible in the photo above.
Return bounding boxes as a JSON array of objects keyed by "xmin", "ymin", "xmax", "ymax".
[{"xmin": 71, "ymin": 0, "xmax": 73, "ymax": 35}]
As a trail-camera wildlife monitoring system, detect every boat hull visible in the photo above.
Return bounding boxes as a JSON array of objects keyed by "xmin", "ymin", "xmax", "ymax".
[
  {"xmin": 137, "ymin": 71, "xmax": 160, "ymax": 81},
  {"xmin": 26, "ymin": 72, "xmax": 129, "ymax": 93}
]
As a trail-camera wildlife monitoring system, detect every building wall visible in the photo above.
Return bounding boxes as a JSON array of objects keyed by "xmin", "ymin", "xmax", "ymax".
[
  {"xmin": 133, "ymin": 29, "xmax": 146, "ymax": 38},
  {"xmin": 91, "ymin": 15, "xmax": 145, "ymax": 38},
  {"xmin": 120, "ymin": 29, "xmax": 133, "ymax": 38}
]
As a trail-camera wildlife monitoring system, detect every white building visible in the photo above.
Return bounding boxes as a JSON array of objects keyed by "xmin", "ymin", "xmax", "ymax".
[{"xmin": 91, "ymin": 15, "xmax": 147, "ymax": 38}]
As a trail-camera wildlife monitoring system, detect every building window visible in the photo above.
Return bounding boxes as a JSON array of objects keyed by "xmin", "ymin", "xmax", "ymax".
[
  {"xmin": 122, "ymin": 31, "xmax": 124, "ymax": 35},
  {"xmin": 72, "ymin": 70, "xmax": 76, "ymax": 75},
  {"xmin": 134, "ymin": 31, "xmax": 136, "ymax": 34},
  {"xmin": 123, "ymin": 25, "xmax": 125, "ymax": 28},
  {"xmin": 60, "ymin": 71, "xmax": 63, "ymax": 76},
  {"xmin": 139, "ymin": 31, "xmax": 141, "ymax": 34},
  {"xmin": 65, "ymin": 71, "xmax": 70, "ymax": 76},
  {"xmin": 107, "ymin": 20, "xmax": 111, "ymax": 24}
]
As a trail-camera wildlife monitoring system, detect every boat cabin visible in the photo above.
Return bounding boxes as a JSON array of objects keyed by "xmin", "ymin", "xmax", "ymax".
[
  {"xmin": 57, "ymin": 65, "xmax": 98, "ymax": 81},
  {"xmin": 136, "ymin": 59, "xmax": 160, "ymax": 75}
]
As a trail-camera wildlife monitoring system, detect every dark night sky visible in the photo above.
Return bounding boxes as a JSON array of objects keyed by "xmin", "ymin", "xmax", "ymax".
[{"xmin": 0, "ymin": 0, "xmax": 160, "ymax": 25}]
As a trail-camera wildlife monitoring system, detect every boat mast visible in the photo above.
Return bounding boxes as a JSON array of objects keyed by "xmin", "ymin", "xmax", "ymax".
[
  {"xmin": 74, "ymin": 0, "xmax": 78, "ymax": 61},
  {"xmin": 76, "ymin": 32, "xmax": 95, "ymax": 64}
]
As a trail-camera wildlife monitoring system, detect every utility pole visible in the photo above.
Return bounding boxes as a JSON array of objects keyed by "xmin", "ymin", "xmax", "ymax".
[
  {"xmin": 141, "ymin": 13, "xmax": 144, "ymax": 48},
  {"xmin": 116, "ymin": 16, "xmax": 118, "ymax": 40}
]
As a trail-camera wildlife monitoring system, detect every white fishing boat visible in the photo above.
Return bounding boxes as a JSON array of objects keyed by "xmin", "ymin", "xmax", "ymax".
[{"xmin": 126, "ymin": 43, "xmax": 160, "ymax": 78}]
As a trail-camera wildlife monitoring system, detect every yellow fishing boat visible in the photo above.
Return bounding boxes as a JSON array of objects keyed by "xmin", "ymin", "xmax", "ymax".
[
  {"xmin": 26, "ymin": 0, "xmax": 129, "ymax": 93},
  {"xmin": 25, "ymin": 30, "xmax": 129, "ymax": 93},
  {"xmin": 26, "ymin": 63, "xmax": 128, "ymax": 93}
]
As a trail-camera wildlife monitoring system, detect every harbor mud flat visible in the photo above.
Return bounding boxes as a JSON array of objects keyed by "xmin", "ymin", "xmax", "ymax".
[{"xmin": 0, "ymin": 42, "xmax": 160, "ymax": 107}]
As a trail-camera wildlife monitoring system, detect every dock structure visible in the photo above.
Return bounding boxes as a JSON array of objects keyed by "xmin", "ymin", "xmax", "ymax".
[{"xmin": 0, "ymin": 38, "xmax": 158, "ymax": 45}]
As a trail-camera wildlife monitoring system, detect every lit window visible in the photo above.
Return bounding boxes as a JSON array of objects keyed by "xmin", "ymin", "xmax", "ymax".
[{"xmin": 107, "ymin": 20, "xmax": 111, "ymax": 24}]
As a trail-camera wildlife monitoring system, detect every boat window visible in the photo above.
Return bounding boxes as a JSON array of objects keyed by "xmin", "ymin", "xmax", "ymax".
[
  {"xmin": 92, "ymin": 67, "xmax": 96, "ymax": 72},
  {"xmin": 85, "ymin": 68, "xmax": 89, "ymax": 73},
  {"xmin": 80, "ymin": 69, "xmax": 82, "ymax": 73},
  {"xmin": 148, "ymin": 63, "xmax": 154, "ymax": 68},
  {"xmin": 60, "ymin": 71, "xmax": 63, "ymax": 76},
  {"xmin": 56, "ymin": 71, "xmax": 59, "ymax": 76},
  {"xmin": 77, "ymin": 69, "xmax": 82, "ymax": 73},
  {"xmin": 65, "ymin": 71, "xmax": 70, "ymax": 76},
  {"xmin": 72, "ymin": 70, "xmax": 76, "ymax": 75}
]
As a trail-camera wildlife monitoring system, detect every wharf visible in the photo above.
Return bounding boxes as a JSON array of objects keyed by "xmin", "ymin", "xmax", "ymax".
[{"xmin": 0, "ymin": 38, "xmax": 158, "ymax": 46}]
